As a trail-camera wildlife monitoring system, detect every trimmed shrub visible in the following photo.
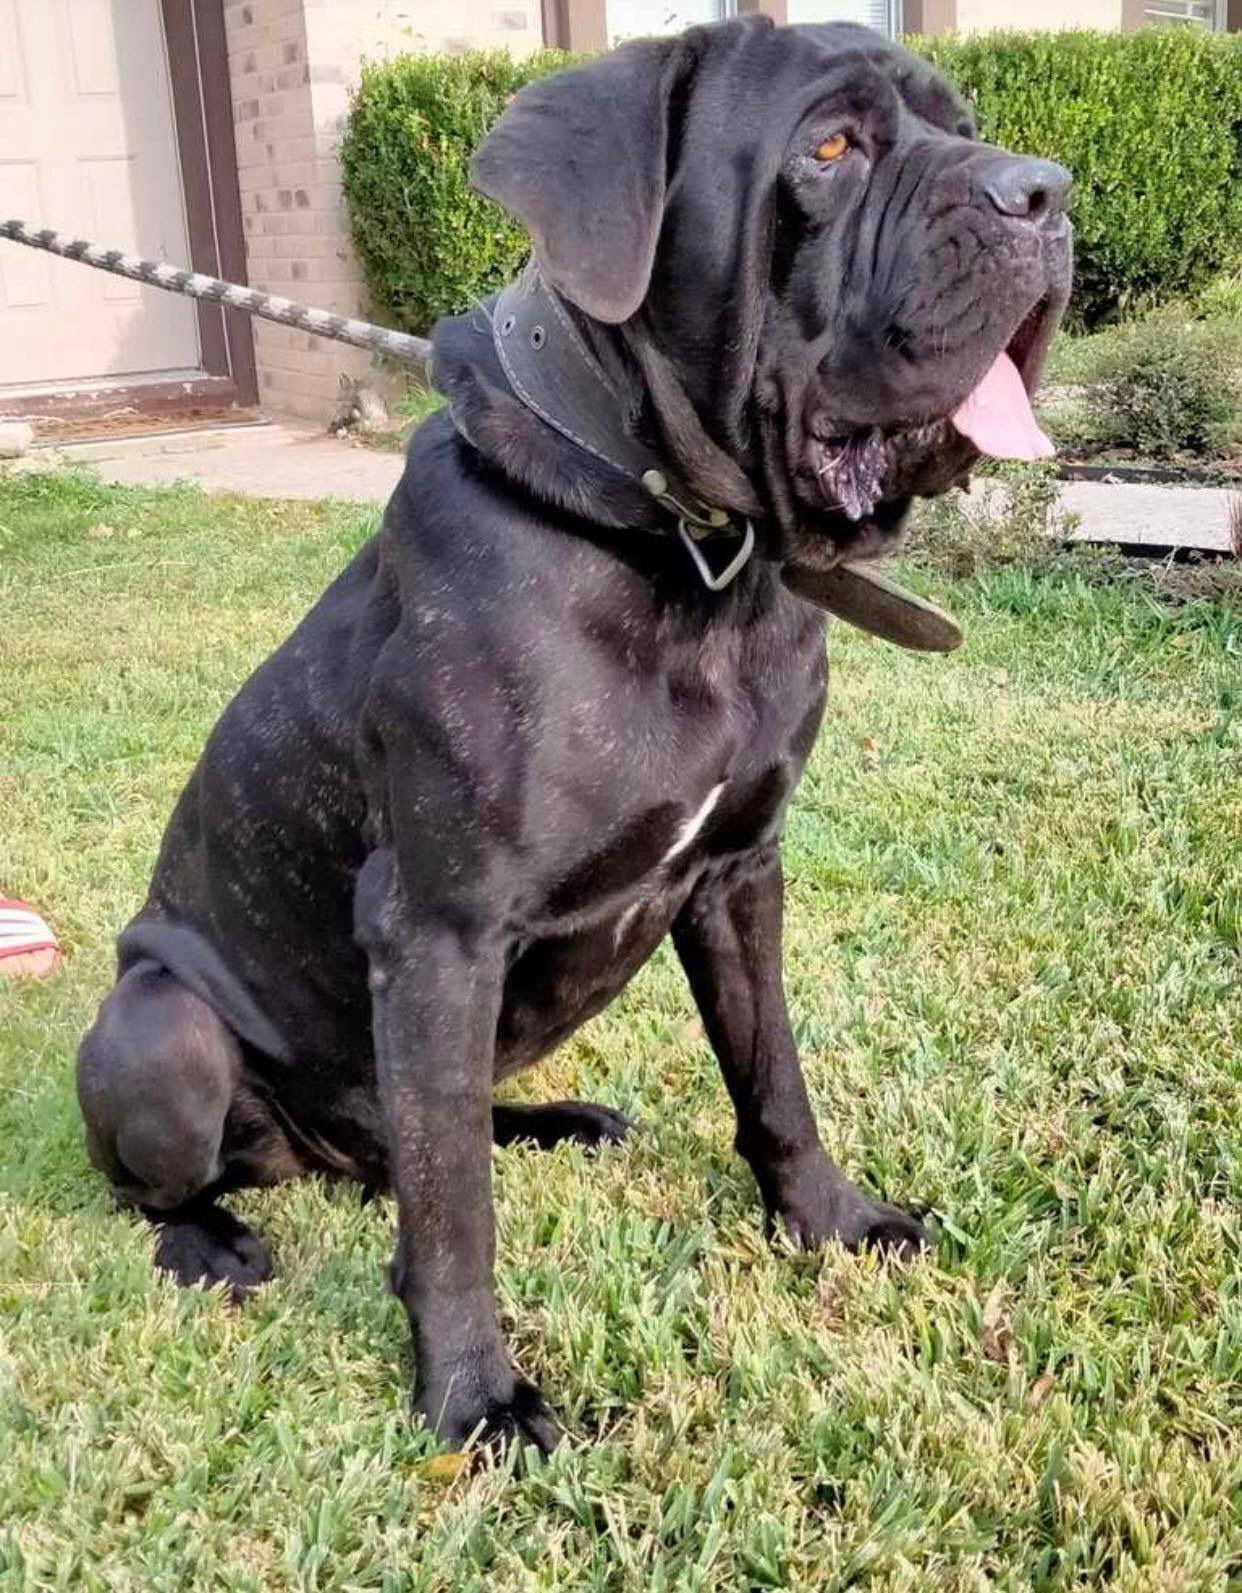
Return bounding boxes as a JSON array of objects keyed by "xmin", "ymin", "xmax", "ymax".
[
  {"xmin": 339, "ymin": 49, "xmax": 579, "ymax": 336},
  {"xmin": 914, "ymin": 29, "xmax": 1242, "ymax": 330},
  {"xmin": 341, "ymin": 30, "xmax": 1242, "ymax": 336},
  {"xmin": 1079, "ymin": 310, "xmax": 1242, "ymax": 460}
]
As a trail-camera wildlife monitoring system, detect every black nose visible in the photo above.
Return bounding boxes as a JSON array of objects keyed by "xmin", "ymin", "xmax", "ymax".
[{"xmin": 983, "ymin": 157, "xmax": 1072, "ymax": 222}]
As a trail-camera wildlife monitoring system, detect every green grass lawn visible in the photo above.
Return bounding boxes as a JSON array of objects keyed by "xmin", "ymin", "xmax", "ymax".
[{"xmin": 1, "ymin": 468, "xmax": 1240, "ymax": 1590}]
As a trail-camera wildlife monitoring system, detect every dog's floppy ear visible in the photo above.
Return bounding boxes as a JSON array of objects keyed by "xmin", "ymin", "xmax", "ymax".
[{"xmin": 471, "ymin": 40, "xmax": 688, "ymax": 325}]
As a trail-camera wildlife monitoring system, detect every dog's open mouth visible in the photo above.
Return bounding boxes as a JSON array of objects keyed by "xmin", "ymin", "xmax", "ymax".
[
  {"xmin": 950, "ymin": 298, "xmax": 1055, "ymax": 462},
  {"xmin": 785, "ymin": 296, "xmax": 1064, "ymax": 652},
  {"xmin": 807, "ymin": 296, "xmax": 1059, "ymax": 525}
]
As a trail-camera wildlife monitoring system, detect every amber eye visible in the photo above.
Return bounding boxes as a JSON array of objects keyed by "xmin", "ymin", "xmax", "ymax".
[{"xmin": 814, "ymin": 133, "xmax": 851, "ymax": 163}]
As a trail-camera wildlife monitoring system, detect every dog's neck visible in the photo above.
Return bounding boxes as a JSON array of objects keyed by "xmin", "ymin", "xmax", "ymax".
[
  {"xmin": 429, "ymin": 271, "xmax": 964, "ymax": 651},
  {"xmin": 490, "ymin": 269, "xmax": 726, "ymax": 518}
]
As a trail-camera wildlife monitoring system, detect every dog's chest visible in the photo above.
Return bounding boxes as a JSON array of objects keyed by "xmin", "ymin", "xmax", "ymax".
[
  {"xmin": 408, "ymin": 543, "xmax": 831, "ymax": 1075},
  {"xmin": 494, "ymin": 674, "xmax": 819, "ymax": 1076},
  {"xmin": 525, "ymin": 612, "xmax": 816, "ymax": 922}
]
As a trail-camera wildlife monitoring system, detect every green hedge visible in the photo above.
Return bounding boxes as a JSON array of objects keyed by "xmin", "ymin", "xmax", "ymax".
[
  {"xmin": 341, "ymin": 30, "xmax": 1242, "ymax": 337},
  {"xmin": 339, "ymin": 50, "xmax": 578, "ymax": 336},
  {"xmin": 913, "ymin": 29, "xmax": 1242, "ymax": 328}
]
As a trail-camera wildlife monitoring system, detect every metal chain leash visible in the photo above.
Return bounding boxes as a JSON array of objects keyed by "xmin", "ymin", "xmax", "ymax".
[{"xmin": 0, "ymin": 219, "xmax": 432, "ymax": 371}]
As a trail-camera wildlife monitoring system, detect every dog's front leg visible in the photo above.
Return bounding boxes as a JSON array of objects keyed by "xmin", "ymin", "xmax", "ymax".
[
  {"xmin": 355, "ymin": 847, "xmax": 561, "ymax": 1453},
  {"xmin": 672, "ymin": 846, "xmax": 925, "ymax": 1257}
]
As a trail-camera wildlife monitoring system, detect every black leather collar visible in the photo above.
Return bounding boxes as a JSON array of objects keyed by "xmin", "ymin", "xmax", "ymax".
[{"xmin": 491, "ymin": 266, "xmax": 756, "ymax": 591}]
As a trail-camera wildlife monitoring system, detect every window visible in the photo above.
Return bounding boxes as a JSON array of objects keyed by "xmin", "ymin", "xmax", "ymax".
[
  {"xmin": 607, "ymin": 0, "xmax": 735, "ymax": 46},
  {"xmin": 604, "ymin": 0, "xmax": 904, "ymax": 43},
  {"xmin": 1144, "ymin": 0, "xmax": 1225, "ymax": 25},
  {"xmin": 783, "ymin": 0, "xmax": 903, "ymax": 33}
]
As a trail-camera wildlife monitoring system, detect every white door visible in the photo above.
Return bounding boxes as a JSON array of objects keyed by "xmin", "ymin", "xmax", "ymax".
[{"xmin": 0, "ymin": 0, "xmax": 199, "ymax": 388}]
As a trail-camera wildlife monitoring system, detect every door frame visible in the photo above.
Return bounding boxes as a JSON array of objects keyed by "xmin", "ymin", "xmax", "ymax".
[{"xmin": 161, "ymin": 0, "xmax": 258, "ymax": 406}]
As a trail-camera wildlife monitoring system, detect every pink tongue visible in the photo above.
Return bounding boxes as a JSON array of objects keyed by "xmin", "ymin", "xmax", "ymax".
[{"xmin": 951, "ymin": 351, "xmax": 1055, "ymax": 461}]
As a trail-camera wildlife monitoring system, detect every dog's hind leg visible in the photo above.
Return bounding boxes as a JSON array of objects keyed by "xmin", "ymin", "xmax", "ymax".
[
  {"xmin": 492, "ymin": 1100, "xmax": 635, "ymax": 1150},
  {"xmin": 77, "ymin": 960, "xmax": 298, "ymax": 1300}
]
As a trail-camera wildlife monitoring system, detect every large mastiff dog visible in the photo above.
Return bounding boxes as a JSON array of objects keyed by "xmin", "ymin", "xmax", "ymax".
[{"xmin": 78, "ymin": 20, "xmax": 1071, "ymax": 1451}]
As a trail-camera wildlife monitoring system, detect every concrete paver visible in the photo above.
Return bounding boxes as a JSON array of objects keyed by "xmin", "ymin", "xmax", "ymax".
[{"xmin": 1059, "ymin": 479, "xmax": 1235, "ymax": 554}]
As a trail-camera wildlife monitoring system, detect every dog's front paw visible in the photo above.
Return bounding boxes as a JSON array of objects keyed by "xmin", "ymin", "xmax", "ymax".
[
  {"xmin": 767, "ymin": 1149, "xmax": 927, "ymax": 1260},
  {"xmin": 781, "ymin": 1195, "xmax": 927, "ymax": 1260},
  {"xmin": 416, "ymin": 1348, "xmax": 562, "ymax": 1455}
]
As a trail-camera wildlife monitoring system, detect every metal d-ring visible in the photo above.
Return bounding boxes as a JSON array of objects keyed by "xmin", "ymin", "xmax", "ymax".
[{"xmin": 677, "ymin": 517, "xmax": 755, "ymax": 592}]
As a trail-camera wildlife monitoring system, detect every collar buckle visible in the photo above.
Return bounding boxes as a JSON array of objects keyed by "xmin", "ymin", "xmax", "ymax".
[
  {"xmin": 644, "ymin": 468, "xmax": 755, "ymax": 591},
  {"xmin": 640, "ymin": 468, "xmax": 731, "ymax": 533}
]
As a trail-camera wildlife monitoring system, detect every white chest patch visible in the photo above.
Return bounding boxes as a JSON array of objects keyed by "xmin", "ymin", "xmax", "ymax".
[
  {"xmin": 662, "ymin": 782, "xmax": 726, "ymax": 866},
  {"xmin": 613, "ymin": 900, "xmax": 643, "ymax": 947}
]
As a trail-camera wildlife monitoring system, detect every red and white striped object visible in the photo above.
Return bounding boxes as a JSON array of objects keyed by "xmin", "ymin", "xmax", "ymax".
[{"xmin": 0, "ymin": 899, "xmax": 62, "ymax": 978}]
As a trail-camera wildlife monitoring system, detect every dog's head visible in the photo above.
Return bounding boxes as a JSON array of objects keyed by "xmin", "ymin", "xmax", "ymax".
[{"xmin": 472, "ymin": 19, "xmax": 1072, "ymax": 560}]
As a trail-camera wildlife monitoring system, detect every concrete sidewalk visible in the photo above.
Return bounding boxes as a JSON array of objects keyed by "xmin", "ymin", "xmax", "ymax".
[
  {"xmin": 28, "ymin": 418, "xmax": 1241, "ymax": 555},
  {"xmin": 56, "ymin": 420, "xmax": 404, "ymax": 504}
]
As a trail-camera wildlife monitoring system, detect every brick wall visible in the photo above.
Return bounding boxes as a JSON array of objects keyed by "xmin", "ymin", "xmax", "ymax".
[{"xmin": 224, "ymin": 0, "xmax": 542, "ymax": 421}]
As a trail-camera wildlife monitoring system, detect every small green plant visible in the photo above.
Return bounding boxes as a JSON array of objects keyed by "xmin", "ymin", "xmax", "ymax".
[
  {"xmin": 911, "ymin": 461, "xmax": 1078, "ymax": 580},
  {"xmin": 1198, "ymin": 273, "xmax": 1242, "ymax": 321},
  {"xmin": 1042, "ymin": 304, "xmax": 1242, "ymax": 462},
  {"xmin": 362, "ymin": 385, "xmax": 446, "ymax": 453}
]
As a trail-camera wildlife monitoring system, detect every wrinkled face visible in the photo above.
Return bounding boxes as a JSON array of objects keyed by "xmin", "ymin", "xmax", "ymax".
[{"xmin": 759, "ymin": 29, "xmax": 1072, "ymax": 545}]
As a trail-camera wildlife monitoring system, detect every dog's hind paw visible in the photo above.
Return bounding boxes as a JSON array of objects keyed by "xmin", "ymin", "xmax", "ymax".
[
  {"xmin": 149, "ymin": 1204, "xmax": 273, "ymax": 1302},
  {"xmin": 493, "ymin": 1099, "xmax": 636, "ymax": 1151}
]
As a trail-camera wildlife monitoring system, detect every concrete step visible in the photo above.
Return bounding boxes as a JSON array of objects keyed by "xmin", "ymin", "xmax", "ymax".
[
  {"xmin": 45, "ymin": 420, "xmax": 277, "ymax": 465},
  {"xmin": 1059, "ymin": 479, "xmax": 1236, "ymax": 555}
]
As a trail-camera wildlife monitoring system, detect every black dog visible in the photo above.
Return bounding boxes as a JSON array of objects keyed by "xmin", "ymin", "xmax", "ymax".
[{"xmin": 78, "ymin": 20, "xmax": 1071, "ymax": 1452}]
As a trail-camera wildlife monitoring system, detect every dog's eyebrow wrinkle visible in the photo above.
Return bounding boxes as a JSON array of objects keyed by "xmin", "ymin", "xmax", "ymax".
[
  {"xmin": 868, "ymin": 164, "xmax": 905, "ymax": 290},
  {"xmin": 663, "ymin": 782, "xmax": 726, "ymax": 864}
]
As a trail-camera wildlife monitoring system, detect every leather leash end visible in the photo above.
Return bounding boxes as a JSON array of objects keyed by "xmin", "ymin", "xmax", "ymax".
[{"xmin": 781, "ymin": 562, "xmax": 964, "ymax": 654}]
